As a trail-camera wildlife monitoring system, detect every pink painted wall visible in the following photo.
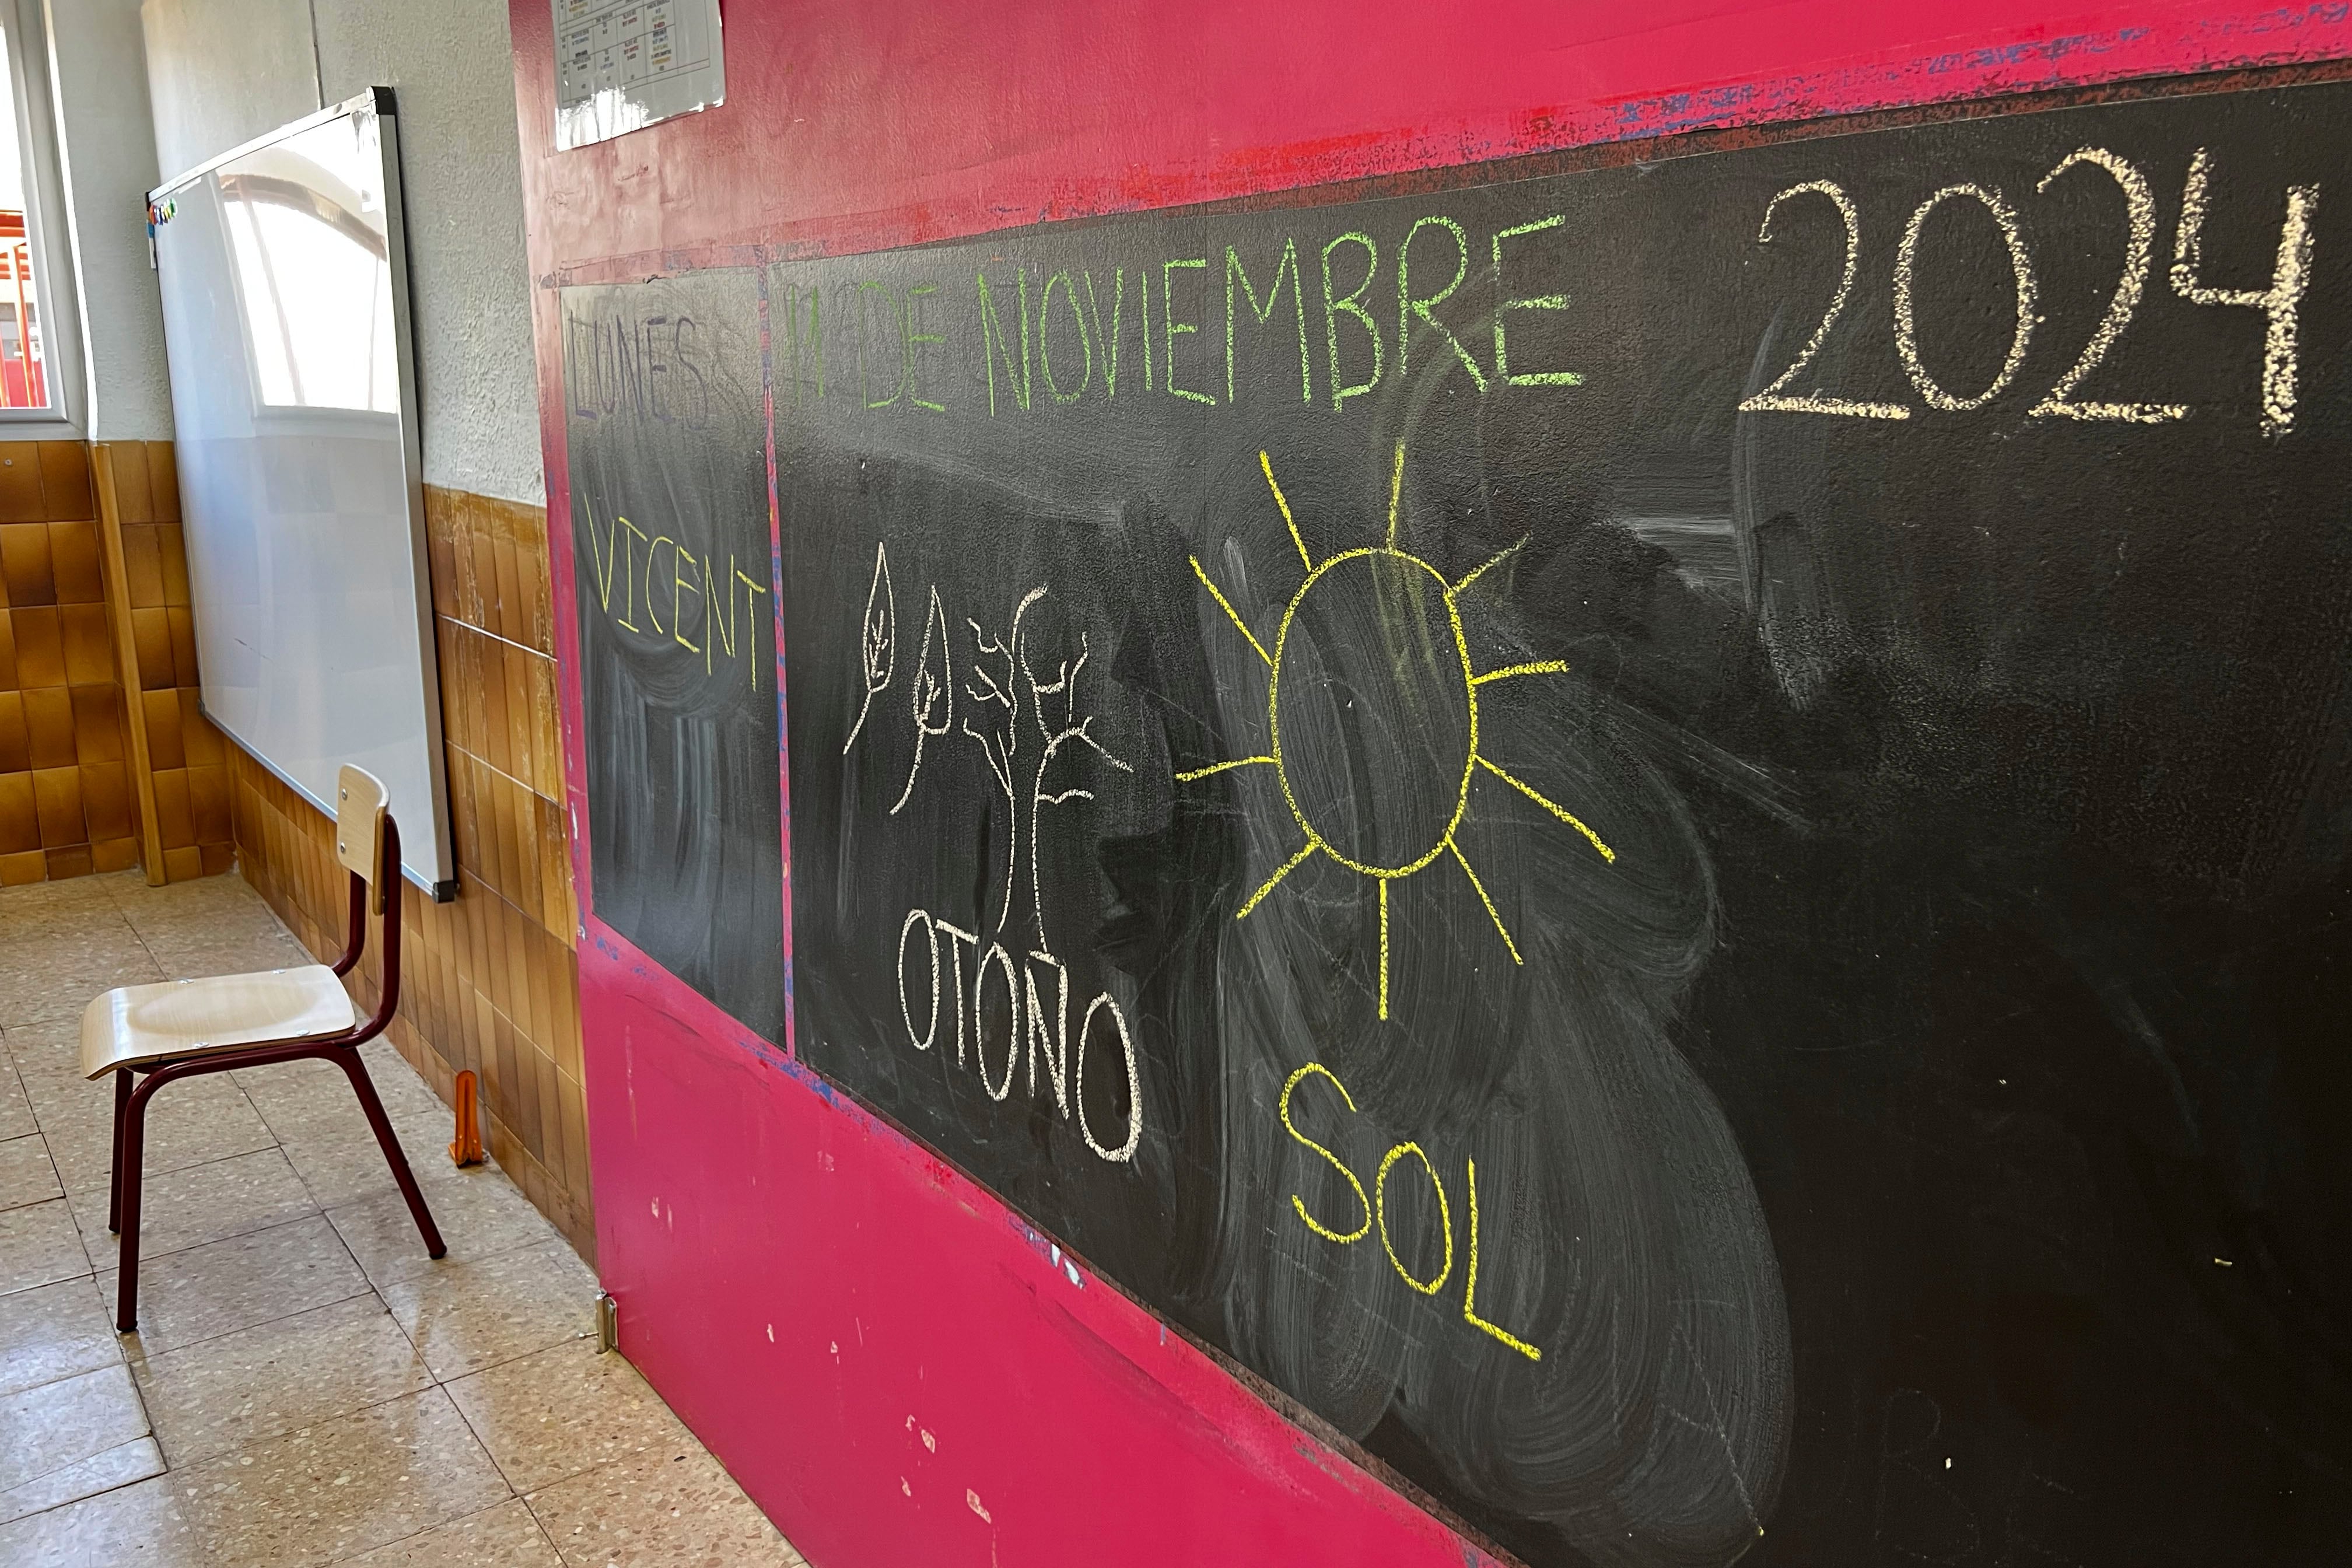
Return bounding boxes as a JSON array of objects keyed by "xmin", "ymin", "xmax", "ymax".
[{"xmin": 509, "ymin": 5, "xmax": 2352, "ymax": 1564}]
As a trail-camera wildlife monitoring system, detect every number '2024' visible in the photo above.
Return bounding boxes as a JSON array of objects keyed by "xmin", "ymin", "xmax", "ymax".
[{"xmin": 1741, "ymin": 146, "xmax": 2317, "ymax": 436}]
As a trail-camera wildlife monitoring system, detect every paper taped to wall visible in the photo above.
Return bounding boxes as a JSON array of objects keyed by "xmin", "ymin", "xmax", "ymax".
[{"xmin": 551, "ymin": 0, "xmax": 724, "ymax": 152}]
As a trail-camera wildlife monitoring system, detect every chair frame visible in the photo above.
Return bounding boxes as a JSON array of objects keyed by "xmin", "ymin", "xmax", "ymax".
[{"xmin": 107, "ymin": 814, "xmax": 446, "ymax": 1332}]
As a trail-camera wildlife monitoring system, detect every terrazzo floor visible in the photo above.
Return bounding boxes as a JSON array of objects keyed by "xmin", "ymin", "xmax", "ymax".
[{"xmin": 0, "ymin": 867, "xmax": 807, "ymax": 1567}]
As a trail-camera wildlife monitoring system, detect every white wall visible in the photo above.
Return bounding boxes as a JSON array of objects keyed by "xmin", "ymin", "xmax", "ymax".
[
  {"xmin": 43, "ymin": 0, "xmax": 172, "ymax": 440},
  {"xmin": 139, "ymin": 0, "xmax": 318, "ymax": 186},
  {"xmin": 139, "ymin": 0, "xmax": 541, "ymax": 503},
  {"xmin": 313, "ymin": 2, "xmax": 541, "ymax": 505}
]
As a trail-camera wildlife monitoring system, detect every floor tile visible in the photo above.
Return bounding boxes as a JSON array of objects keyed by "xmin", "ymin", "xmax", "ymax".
[
  {"xmin": 0, "ymin": 1363, "xmax": 155, "ymax": 1522},
  {"xmin": 0, "ymin": 1058, "xmax": 36, "ymax": 1141},
  {"xmin": 104, "ymin": 871, "xmax": 275, "ymax": 932},
  {"xmin": 67, "ymin": 1147, "xmax": 316, "ymax": 1267},
  {"xmin": 526, "ymin": 1448, "xmax": 806, "ymax": 1568},
  {"xmin": 0, "ymin": 929, "xmax": 166, "ymax": 1030},
  {"xmin": 239, "ymin": 1046, "xmax": 448, "ymax": 1145},
  {"xmin": 379, "ymin": 1240, "xmax": 597, "ymax": 1380},
  {"xmin": 0, "ymin": 1437, "xmax": 167, "ymax": 1526},
  {"xmin": 36, "ymin": 1077, "xmax": 276, "ymax": 1195},
  {"xmin": 0, "ymin": 1473, "xmax": 214, "ymax": 1567},
  {"xmin": 18, "ymin": 1035, "xmax": 268, "ymax": 1142},
  {"xmin": 0, "ymin": 1276, "xmax": 120, "ymax": 1399},
  {"xmin": 0, "ymin": 1017, "xmax": 84, "ymax": 1086},
  {"xmin": 0, "ymin": 878, "xmax": 130, "ymax": 943},
  {"xmin": 3, "ymin": 873, "xmax": 132, "ymax": 912},
  {"xmin": 1, "ymin": 1131, "xmax": 62, "ymax": 1210},
  {"xmin": 100, "ymin": 1215, "xmax": 369, "ymax": 1358},
  {"xmin": 134, "ymin": 1295, "xmax": 430, "ymax": 1467},
  {"xmin": 330, "ymin": 1164, "xmax": 554, "ymax": 1286},
  {"xmin": 341, "ymin": 1496, "xmax": 561, "ymax": 1568},
  {"xmin": 0, "ymin": 1199, "xmax": 92, "ymax": 1297},
  {"xmin": 278, "ymin": 1127, "xmax": 483, "ymax": 1212},
  {"xmin": 173, "ymin": 1388, "xmax": 510, "ymax": 1568},
  {"xmin": 448, "ymin": 1339, "xmax": 690, "ymax": 1494},
  {"xmin": 123, "ymin": 925, "xmax": 312, "ymax": 986}
]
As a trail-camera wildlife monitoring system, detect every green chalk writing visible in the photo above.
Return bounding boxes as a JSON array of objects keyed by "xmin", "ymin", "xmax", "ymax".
[
  {"xmin": 905, "ymin": 284, "xmax": 946, "ymax": 412},
  {"xmin": 1492, "ymin": 214, "xmax": 1581, "ymax": 388},
  {"xmin": 784, "ymin": 284, "xmax": 824, "ymax": 405},
  {"xmin": 857, "ymin": 281, "xmax": 907, "ymax": 409},
  {"xmin": 1399, "ymin": 216, "xmax": 1488, "ymax": 393},
  {"xmin": 1040, "ymin": 270, "xmax": 1093, "ymax": 404},
  {"xmin": 1162, "ymin": 258, "xmax": 1214, "ymax": 405},
  {"xmin": 1226, "ymin": 240, "xmax": 1312, "ymax": 405},
  {"xmin": 977, "ymin": 268, "xmax": 1033, "ymax": 415},
  {"xmin": 1084, "ymin": 269, "xmax": 1128, "ymax": 398},
  {"xmin": 1322, "ymin": 232, "xmax": 1383, "ymax": 412}
]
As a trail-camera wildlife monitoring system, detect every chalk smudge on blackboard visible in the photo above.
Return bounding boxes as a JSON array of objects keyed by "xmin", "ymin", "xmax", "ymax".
[{"xmin": 564, "ymin": 270, "xmax": 788, "ymax": 1044}]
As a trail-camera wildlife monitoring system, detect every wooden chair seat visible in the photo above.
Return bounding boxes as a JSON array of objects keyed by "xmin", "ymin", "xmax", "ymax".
[{"xmin": 81, "ymin": 967, "xmax": 358, "ymax": 1080}]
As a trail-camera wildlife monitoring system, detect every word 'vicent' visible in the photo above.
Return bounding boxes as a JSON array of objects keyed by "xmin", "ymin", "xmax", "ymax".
[{"xmin": 579, "ymin": 503, "xmax": 771, "ymax": 687}]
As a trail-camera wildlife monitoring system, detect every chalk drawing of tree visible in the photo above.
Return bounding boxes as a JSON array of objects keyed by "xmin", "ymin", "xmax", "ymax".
[
  {"xmin": 1024, "ymin": 624, "xmax": 1130, "ymax": 954},
  {"xmin": 964, "ymin": 587, "xmax": 1044, "ymax": 932}
]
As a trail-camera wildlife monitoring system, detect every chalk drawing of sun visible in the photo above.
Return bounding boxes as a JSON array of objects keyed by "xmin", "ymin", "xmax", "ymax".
[{"xmin": 1181, "ymin": 441, "xmax": 1617, "ymax": 1020}]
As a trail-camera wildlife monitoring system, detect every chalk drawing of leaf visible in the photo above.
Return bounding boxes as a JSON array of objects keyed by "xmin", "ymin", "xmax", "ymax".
[
  {"xmin": 890, "ymin": 585, "xmax": 954, "ymax": 815},
  {"xmin": 844, "ymin": 540, "xmax": 896, "ymax": 754}
]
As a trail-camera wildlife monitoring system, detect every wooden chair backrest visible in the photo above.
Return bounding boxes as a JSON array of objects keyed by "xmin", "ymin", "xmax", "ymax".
[{"xmin": 335, "ymin": 766, "xmax": 390, "ymax": 912}]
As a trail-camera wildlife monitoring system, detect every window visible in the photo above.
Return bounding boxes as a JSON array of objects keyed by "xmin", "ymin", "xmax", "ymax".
[
  {"xmin": 0, "ymin": 3, "xmax": 82, "ymax": 434},
  {"xmin": 218, "ymin": 120, "xmax": 399, "ymax": 414},
  {"xmin": 0, "ymin": 22, "xmax": 48, "ymax": 412}
]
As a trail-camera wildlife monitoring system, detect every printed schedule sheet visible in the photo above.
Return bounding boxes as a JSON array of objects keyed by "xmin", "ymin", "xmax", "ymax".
[{"xmin": 552, "ymin": 0, "xmax": 724, "ymax": 150}]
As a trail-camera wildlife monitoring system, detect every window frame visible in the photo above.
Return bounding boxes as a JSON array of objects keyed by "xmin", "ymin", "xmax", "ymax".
[{"xmin": 0, "ymin": 0, "xmax": 85, "ymax": 434}]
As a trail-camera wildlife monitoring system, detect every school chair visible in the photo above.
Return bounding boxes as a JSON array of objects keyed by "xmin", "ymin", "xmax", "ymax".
[{"xmin": 80, "ymin": 765, "xmax": 446, "ymax": 1332}]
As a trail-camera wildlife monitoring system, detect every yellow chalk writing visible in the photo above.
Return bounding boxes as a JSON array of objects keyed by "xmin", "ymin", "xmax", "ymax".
[
  {"xmin": 1464, "ymin": 1156, "xmax": 1541, "ymax": 1360},
  {"xmin": 1280, "ymin": 1063, "xmax": 1371, "ymax": 1244},
  {"xmin": 672, "ymin": 546, "xmax": 701, "ymax": 655},
  {"xmin": 1377, "ymin": 1140, "xmax": 1452, "ymax": 1295}
]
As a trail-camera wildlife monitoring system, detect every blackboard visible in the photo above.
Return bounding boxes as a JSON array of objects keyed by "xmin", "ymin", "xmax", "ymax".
[
  {"xmin": 564, "ymin": 272, "xmax": 786, "ymax": 1042},
  {"xmin": 773, "ymin": 82, "xmax": 2348, "ymax": 1564}
]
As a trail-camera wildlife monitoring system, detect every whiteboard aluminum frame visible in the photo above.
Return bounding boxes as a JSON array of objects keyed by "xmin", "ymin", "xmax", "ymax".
[{"xmin": 150, "ymin": 88, "xmax": 457, "ymax": 901}]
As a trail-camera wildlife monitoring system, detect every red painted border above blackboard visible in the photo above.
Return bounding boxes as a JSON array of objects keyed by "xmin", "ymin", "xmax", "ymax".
[{"xmin": 509, "ymin": 1, "xmax": 2352, "ymax": 269}]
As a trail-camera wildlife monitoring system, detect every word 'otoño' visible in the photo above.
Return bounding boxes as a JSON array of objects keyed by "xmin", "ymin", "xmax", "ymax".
[{"xmin": 897, "ymin": 909, "xmax": 1141, "ymax": 1164}]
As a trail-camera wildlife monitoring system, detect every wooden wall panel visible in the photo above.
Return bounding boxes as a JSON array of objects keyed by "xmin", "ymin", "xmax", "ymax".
[
  {"xmin": 227, "ymin": 485, "xmax": 592, "ymax": 1256},
  {"xmin": 102, "ymin": 440, "xmax": 233, "ymax": 884},
  {"xmin": 0, "ymin": 440, "xmax": 186, "ymax": 884}
]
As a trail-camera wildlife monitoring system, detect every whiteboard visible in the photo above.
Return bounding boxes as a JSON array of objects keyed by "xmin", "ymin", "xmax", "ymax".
[{"xmin": 150, "ymin": 89, "xmax": 454, "ymax": 897}]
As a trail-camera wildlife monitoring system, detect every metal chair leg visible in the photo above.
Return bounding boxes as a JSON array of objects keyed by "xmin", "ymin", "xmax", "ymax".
[
  {"xmin": 115, "ymin": 1083, "xmax": 151, "ymax": 1333},
  {"xmin": 335, "ymin": 1054, "xmax": 446, "ymax": 1259},
  {"xmin": 107, "ymin": 1069, "xmax": 131, "ymax": 1234}
]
